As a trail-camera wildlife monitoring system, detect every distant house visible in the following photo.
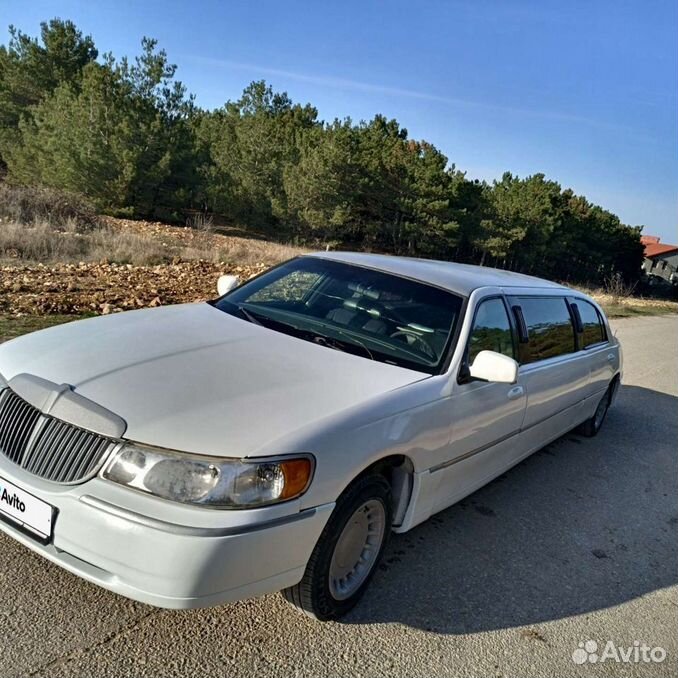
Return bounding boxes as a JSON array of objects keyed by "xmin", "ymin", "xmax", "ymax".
[{"xmin": 640, "ymin": 235, "xmax": 678, "ymax": 285}]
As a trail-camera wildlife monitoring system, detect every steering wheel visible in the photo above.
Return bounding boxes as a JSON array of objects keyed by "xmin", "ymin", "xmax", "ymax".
[{"xmin": 389, "ymin": 329, "xmax": 437, "ymax": 360}]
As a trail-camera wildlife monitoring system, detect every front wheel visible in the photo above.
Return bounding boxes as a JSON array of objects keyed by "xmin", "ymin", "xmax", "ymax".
[{"xmin": 281, "ymin": 474, "xmax": 392, "ymax": 620}]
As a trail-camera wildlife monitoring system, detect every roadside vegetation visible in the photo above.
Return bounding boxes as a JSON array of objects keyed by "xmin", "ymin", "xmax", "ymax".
[
  {"xmin": 577, "ymin": 287, "xmax": 678, "ymax": 318},
  {"xmin": 596, "ymin": 300, "xmax": 678, "ymax": 318}
]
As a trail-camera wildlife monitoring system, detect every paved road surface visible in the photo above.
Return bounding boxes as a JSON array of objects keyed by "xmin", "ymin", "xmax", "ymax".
[{"xmin": 1, "ymin": 315, "xmax": 676, "ymax": 677}]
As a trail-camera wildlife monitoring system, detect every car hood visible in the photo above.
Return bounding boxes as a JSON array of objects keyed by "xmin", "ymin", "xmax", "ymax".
[{"xmin": 0, "ymin": 304, "xmax": 425, "ymax": 456}]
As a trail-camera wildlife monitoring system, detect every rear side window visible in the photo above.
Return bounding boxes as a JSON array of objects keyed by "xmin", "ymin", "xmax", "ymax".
[
  {"xmin": 468, "ymin": 298, "xmax": 515, "ymax": 363},
  {"xmin": 576, "ymin": 300, "xmax": 607, "ymax": 348},
  {"xmin": 512, "ymin": 297, "xmax": 576, "ymax": 364}
]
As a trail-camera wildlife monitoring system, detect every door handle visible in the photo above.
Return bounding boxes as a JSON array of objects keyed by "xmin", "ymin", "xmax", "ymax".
[{"xmin": 507, "ymin": 385, "xmax": 524, "ymax": 400}]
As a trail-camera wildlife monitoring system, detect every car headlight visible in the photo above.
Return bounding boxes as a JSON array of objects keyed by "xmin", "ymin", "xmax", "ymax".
[{"xmin": 101, "ymin": 444, "xmax": 314, "ymax": 508}]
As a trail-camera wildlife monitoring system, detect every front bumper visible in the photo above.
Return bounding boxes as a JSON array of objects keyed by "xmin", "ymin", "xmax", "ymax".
[{"xmin": 0, "ymin": 459, "xmax": 333, "ymax": 609}]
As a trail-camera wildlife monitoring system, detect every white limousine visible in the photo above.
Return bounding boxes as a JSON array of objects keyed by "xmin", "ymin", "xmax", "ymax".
[{"xmin": 0, "ymin": 253, "xmax": 621, "ymax": 620}]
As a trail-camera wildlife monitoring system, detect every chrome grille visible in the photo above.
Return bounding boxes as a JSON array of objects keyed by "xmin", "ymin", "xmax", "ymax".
[
  {"xmin": 0, "ymin": 388, "xmax": 115, "ymax": 483},
  {"xmin": 0, "ymin": 388, "xmax": 41, "ymax": 464}
]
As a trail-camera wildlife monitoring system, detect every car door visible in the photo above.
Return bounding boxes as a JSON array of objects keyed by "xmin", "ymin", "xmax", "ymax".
[
  {"xmin": 430, "ymin": 295, "xmax": 527, "ymax": 514},
  {"xmin": 569, "ymin": 297, "xmax": 615, "ymax": 398},
  {"xmin": 508, "ymin": 294, "xmax": 590, "ymax": 451}
]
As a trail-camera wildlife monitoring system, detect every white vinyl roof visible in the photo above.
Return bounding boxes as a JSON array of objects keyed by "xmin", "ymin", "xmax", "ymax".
[{"xmin": 307, "ymin": 251, "xmax": 567, "ymax": 297}]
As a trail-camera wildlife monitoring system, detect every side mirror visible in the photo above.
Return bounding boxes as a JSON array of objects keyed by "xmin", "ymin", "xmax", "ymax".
[
  {"xmin": 469, "ymin": 350, "xmax": 518, "ymax": 384},
  {"xmin": 217, "ymin": 274, "xmax": 240, "ymax": 296}
]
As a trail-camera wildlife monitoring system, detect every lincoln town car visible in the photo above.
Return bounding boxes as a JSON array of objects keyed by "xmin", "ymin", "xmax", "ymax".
[{"xmin": 0, "ymin": 253, "xmax": 621, "ymax": 620}]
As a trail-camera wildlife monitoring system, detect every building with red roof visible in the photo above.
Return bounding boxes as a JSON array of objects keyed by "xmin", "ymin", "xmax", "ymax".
[{"xmin": 641, "ymin": 236, "xmax": 678, "ymax": 284}]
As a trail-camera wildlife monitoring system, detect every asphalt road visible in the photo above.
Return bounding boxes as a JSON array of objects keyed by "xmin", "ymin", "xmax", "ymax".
[{"xmin": 1, "ymin": 314, "xmax": 676, "ymax": 678}]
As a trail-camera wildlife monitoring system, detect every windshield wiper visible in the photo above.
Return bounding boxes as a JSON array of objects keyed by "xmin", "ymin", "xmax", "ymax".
[
  {"xmin": 236, "ymin": 304, "xmax": 264, "ymax": 326},
  {"xmin": 211, "ymin": 299, "xmax": 263, "ymax": 326}
]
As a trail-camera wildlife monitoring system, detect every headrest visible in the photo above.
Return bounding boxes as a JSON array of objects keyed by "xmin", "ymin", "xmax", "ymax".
[
  {"xmin": 343, "ymin": 299, "xmax": 381, "ymax": 318},
  {"xmin": 347, "ymin": 282, "xmax": 380, "ymax": 300}
]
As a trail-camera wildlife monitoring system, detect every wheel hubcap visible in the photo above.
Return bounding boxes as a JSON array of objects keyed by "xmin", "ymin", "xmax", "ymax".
[{"xmin": 329, "ymin": 499, "xmax": 386, "ymax": 601}]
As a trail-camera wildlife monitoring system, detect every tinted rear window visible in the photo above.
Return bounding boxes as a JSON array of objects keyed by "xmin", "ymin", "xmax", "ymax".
[
  {"xmin": 577, "ymin": 299, "xmax": 607, "ymax": 348},
  {"xmin": 512, "ymin": 297, "xmax": 576, "ymax": 364}
]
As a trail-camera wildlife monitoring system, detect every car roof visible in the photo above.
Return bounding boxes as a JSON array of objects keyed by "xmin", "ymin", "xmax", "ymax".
[{"xmin": 307, "ymin": 251, "xmax": 568, "ymax": 297}]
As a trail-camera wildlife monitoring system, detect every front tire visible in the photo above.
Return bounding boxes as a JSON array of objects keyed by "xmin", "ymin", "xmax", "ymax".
[{"xmin": 282, "ymin": 474, "xmax": 392, "ymax": 621}]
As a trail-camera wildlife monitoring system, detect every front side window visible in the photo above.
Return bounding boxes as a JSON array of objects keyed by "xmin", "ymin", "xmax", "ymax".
[
  {"xmin": 467, "ymin": 298, "xmax": 515, "ymax": 364},
  {"xmin": 577, "ymin": 299, "xmax": 607, "ymax": 348},
  {"xmin": 512, "ymin": 296, "xmax": 576, "ymax": 364},
  {"xmin": 213, "ymin": 257, "xmax": 464, "ymax": 374}
]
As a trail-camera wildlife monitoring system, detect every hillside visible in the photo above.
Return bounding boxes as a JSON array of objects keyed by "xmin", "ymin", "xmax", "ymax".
[{"xmin": 1, "ymin": 215, "xmax": 676, "ymax": 321}]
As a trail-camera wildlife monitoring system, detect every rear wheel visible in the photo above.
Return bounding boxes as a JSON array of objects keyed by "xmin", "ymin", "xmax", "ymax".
[
  {"xmin": 578, "ymin": 383, "xmax": 613, "ymax": 437},
  {"xmin": 282, "ymin": 474, "xmax": 391, "ymax": 620}
]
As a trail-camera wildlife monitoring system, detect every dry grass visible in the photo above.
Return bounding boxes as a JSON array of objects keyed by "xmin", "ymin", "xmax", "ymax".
[
  {"xmin": 0, "ymin": 183, "xmax": 305, "ymax": 268},
  {"xmin": 215, "ymin": 238, "xmax": 305, "ymax": 267},
  {"xmin": 0, "ymin": 184, "xmax": 97, "ymax": 230},
  {"xmin": 0, "ymin": 217, "xmax": 305, "ymax": 267},
  {"xmin": 576, "ymin": 285, "xmax": 678, "ymax": 318},
  {"xmin": 0, "ymin": 219, "xmax": 173, "ymax": 265},
  {"xmin": 593, "ymin": 295, "xmax": 678, "ymax": 318},
  {"xmin": 99, "ymin": 216, "xmax": 307, "ymax": 267}
]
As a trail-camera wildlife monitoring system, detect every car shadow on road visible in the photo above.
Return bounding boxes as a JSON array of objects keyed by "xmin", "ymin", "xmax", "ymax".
[{"xmin": 342, "ymin": 385, "xmax": 678, "ymax": 633}]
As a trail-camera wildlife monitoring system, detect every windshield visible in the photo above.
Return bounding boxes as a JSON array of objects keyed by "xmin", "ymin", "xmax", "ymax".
[{"xmin": 213, "ymin": 257, "xmax": 464, "ymax": 374}]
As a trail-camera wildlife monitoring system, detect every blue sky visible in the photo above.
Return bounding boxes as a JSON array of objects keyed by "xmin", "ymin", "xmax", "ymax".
[{"xmin": 3, "ymin": 0, "xmax": 677, "ymax": 242}]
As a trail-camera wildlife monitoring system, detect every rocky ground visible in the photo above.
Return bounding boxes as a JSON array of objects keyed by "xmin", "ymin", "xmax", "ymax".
[
  {"xmin": 0, "ymin": 260, "xmax": 265, "ymax": 315},
  {"xmin": 0, "ymin": 216, "xmax": 292, "ymax": 315}
]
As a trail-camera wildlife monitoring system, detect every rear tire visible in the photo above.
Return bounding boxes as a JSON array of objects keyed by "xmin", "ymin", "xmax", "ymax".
[
  {"xmin": 578, "ymin": 383, "xmax": 613, "ymax": 437},
  {"xmin": 282, "ymin": 474, "xmax": 392, "ymax": 621}
]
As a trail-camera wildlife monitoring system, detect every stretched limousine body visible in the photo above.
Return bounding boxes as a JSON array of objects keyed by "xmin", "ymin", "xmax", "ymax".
[{"xmin": 0, "ymin": 253, "xmax": 621, "ymax": 620}]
